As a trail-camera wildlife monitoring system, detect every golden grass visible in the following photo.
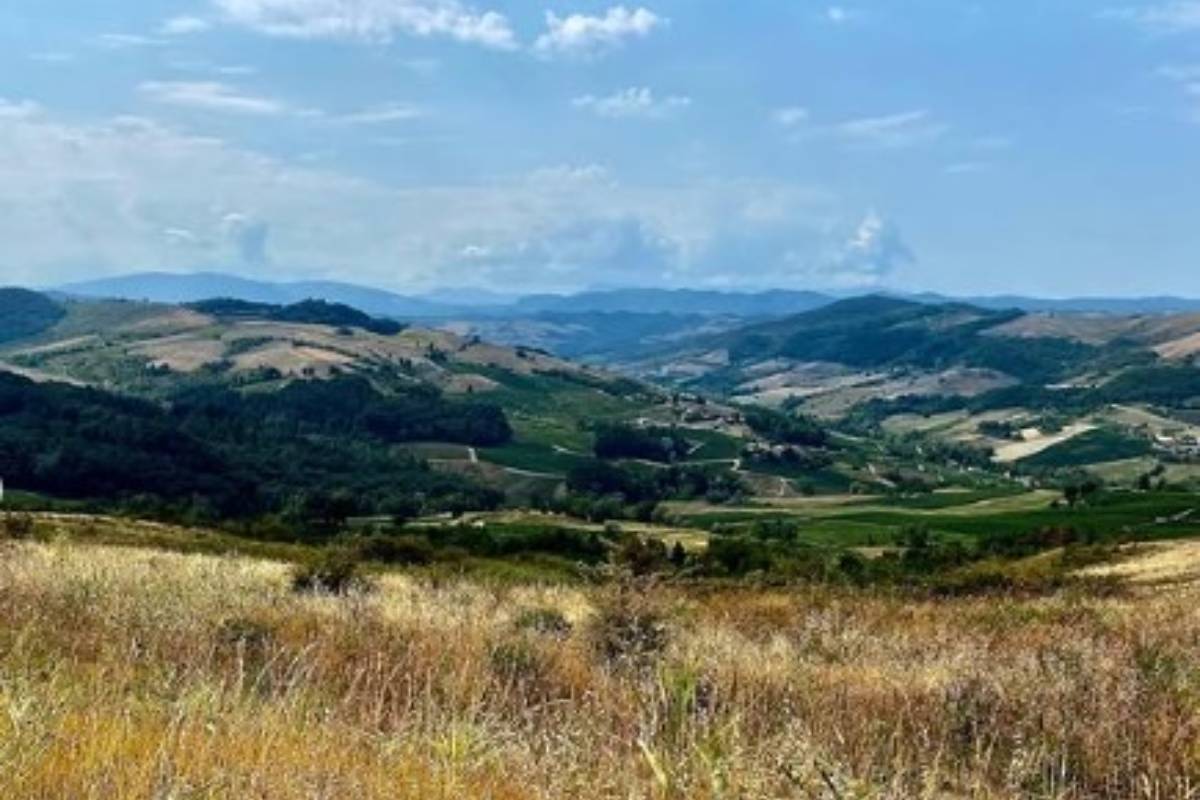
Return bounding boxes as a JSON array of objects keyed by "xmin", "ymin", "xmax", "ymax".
[
  {"xmin": 2, "ymin": 538, "xmax": 1200, "ymax": 798},
  {"xmin": 1083, "ymin": 539, "xmax": 1200, "ymax": 585}
]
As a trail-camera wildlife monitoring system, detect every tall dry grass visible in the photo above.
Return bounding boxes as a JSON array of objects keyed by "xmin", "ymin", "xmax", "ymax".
[{"xmin": 1, "ymin": 538, "xmax": 1199, "ymax": 798}]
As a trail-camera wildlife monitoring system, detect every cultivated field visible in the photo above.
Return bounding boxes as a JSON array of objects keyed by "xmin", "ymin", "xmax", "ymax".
[{"xmin": 2, "ymin": 532, "xmax": 1200, "ymax": 799}]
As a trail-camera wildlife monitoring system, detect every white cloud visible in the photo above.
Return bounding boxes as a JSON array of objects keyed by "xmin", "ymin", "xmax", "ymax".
[
  {"xmin": 527, "ymin": 164, "xmax": 611, "ymax": 184},
  {"xmin": 775, "ymin": 109, "xmax": 947, "ymax": 149},
  {"xmin": 825, "ymin": 6, "xmax": 864, "ymax": 24},
  {"xmin": 834, "ymin": 110, "xmax": 948, "ymax": 148},
  {"xmin": 535, "ymin": 6, "xmax": 665, "ymax": 57},
  {"xmin": 139, "ymin": 81, "xmax": 289, "ymax": 115},
  {"xmin": 95, "ymin": 33, "xmax": 166, "ymax": 49},
  {"xmin": 944, "ymin": 161, "xmax": 989, "ymax": 175},
  {"xmin": 1158, "ymin": 63, "xmax": 1200, "ymax": 80},
  {"xmin": 221, "ymin": 212, "xmax": 271, "ymax": 264},
  {"xmin": 162, "ymin": 16, "xmax": 213, "ymax": 35},
  {"xmin": 772, "ymin": 106, "xmax": 810, "ymax": 127},
  {"xmin": 1156, "ymin": 63, "xmax": 1200, "ymax": 122},
  {"xmin": 0, "ymin": 99, "xmax": 43, "ymax": 120},
  {"xmin": 212, "ymin": 0, "xmax": 517, "ymax": 49},
  {"xmin": 0, "ymin": 105, "xmax": 893, "ymax": 292},
  {"xmin": 825, "ymin": 211, "xmax": 914, "ymax": 283},
  {"xmin": 336, "ymin": 103, "xmax": 425, "ymax": 124},
  {"xmin": 1103, "ymin": 2, "xmax": 1200, "ymax": 32},
  {"xmin": 572, "ymin": 87, "xmax": 691, "ymax": 119}
]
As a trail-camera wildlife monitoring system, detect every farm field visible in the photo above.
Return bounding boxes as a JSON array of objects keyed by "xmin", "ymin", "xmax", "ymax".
[{"xmin": 664, "ymin": 488, "xmax": 1200, "ymax": 546}]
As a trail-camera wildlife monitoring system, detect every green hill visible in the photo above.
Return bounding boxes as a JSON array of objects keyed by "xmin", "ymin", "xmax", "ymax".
[
  {"xmin": 0, "ymin": 288, "xmax": 66, "ymax": 343},
  {"xmin": 717, "ymin": 296, "xmax": 1103, "ymax": 383}
]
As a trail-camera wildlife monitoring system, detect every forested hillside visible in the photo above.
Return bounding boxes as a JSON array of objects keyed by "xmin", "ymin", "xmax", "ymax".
[
  {"xmin": 0, "ymin": 288, "xmax": 66, "ymax": 343},
  {"xmin": 0, "ymin": 372, "xmax": 507, "ymax": 523}
]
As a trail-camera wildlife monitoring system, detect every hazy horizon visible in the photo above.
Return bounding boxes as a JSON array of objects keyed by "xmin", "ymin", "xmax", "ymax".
[
  {"xmin": 29, "ymin": 267, "xmax": 1200, "ymax": 305},
  {"xmin": 4, "ymin": 2, "xmax": 1200, "ymax": 296}
]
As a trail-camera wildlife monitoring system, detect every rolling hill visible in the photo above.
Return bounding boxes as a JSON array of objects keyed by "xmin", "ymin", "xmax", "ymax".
[{"xmin": 0, "ymin": 288, "xmax": 66, "ymax": 344}]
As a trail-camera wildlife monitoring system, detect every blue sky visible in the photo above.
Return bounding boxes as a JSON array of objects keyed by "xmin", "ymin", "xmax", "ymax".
[{"xmin": 2, "ymin": 1, "xmax": 1199, "ymax": 296}]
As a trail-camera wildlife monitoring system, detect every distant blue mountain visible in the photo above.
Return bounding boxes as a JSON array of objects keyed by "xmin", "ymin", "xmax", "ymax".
[
  {"xmin": 54, "ymin": 273, "xmax": 837, "ymax": 319},
  {"xmin": 56, "ymin": 272, "xmax": 453, "ymax": 318},
  {"xmin": 510, "ymin": 288, "xmax": 834, "ymax": 316},
  {"xmin": 53, "ymin": 271, "xmax": 1200, "ymax": 321},
  {"xmin": 903, "ymin": 292, "xmax": 1200, "ymax": 315}
]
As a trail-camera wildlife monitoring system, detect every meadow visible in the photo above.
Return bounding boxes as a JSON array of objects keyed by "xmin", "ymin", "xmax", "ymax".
[{"xmin": 2, "ymin": 528, "xmax": 1200, "ymax": 799}]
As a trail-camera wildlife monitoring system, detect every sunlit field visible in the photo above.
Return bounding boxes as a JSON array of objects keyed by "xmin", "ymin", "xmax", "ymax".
[{"xmin": 3, "ymin": 536, "xmax": 1199, "ymax": 799}]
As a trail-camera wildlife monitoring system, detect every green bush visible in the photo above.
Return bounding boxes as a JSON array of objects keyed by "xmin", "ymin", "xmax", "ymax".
[
  {"xmin": 514, "ymin": 607, "xmax": 574, "ymax": 638},
  {"xmin": 0, "ymin": 512, "xmax": 34, "ymax": 540},
  {"xmin": 589, "ymin": 588, "xmax": 671, "ymax": 667},
  {"xmin": 352, "ymin": 533, "xmax": 435, "ymax": 565},
  {"xmin": 291, "ymin": 548, "xmax": 371, "ymax": 595}
]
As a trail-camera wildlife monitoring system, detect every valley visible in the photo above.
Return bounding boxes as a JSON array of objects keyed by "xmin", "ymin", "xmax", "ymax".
[{"xmin": 6, "ymin": 284, "xmax": 1200, "ymax": 797}]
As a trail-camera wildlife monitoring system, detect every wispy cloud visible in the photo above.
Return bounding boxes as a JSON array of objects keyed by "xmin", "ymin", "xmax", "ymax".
[
  {"xmin": 825, "ymin": 6, "xmax": 864, "ymax": 24},
  {"xmin": 0, "ymin": 99, "xmax": 43, "ymax": 120},
  {"xmin": 139, "ymin": 81, "xmax": 289, "ymax": 115},
  {"xmin": 211, "ymin": 0, "xmax": 517, "ymax": 49},
  {"xmin": 775, "ymin": 108, "xmax": 947, "ymax": 149},
  {"xmin": 335, "ymin": 103, "xmax": 425, "ymax": 124},
  {"xmin": 1156, "ymin": 63, "xmax": 1200, "ymax": 122},
  {"xmin": 834, "ymin": 110, "xmax": 948, "ymax": 148},
  {"xmin": 1102, "ymin": 2, "xmax": 1200, "ymax": 32},
  {"xmin": 161, "ymin": 16, "xmax": 213, "ymax": 35},
  {"xmin": 572, "ymin": 87, "xmax": 691, "ymax": 119},
  {"xmin": 772, "ymin": 106, "xmax": 810, "ymax": 127},
  {"xmin": 96, "ymin": 33, "xmax": 166, "ymax": 49},
  {"xmin": 535, "ymin": 6, "xmax": 665, "ymax": 58},
  {"xmin": 944, "ymin": 161, "xmax": 989, "ymax": 175}
]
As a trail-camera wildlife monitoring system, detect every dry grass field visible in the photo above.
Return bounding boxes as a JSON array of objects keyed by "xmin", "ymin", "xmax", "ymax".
[{"xmin": 3, "ymin": 535, "xmax": 1200, "ymax": 799}]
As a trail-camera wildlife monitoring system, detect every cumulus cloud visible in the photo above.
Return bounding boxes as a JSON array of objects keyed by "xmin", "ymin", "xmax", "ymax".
[
  {"xmin": 139, "ymin": 81, "xmax": 289, "ymax": 115},
  {"xmin": 212, "ymin": 0, "xmax": 517, "ymax": 49},
  {"xmin": 221, "ymin": 213, "xmax": 271, "ymax": 265},
  {"xmin": 0, "ymin": 105, "xmax": 900, "ymax": 292},
  {"xmin": 535, "ymin": 6, "xmax": 665, "ymax": 57},
  {"xmin": 572, "ymin": 87, "xmax": 691, "ymax": 119},
  {"xmin": 826, "ymin": 211, "xmax": 914, "ymax": 283},
  {"xmin": 456, "ymin": 217, "xmax": 678, "ymax": 289}
]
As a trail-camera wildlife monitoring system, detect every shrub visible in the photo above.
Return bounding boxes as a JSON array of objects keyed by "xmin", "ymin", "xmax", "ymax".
[
  {"xmin": 514, "ymin": 607, "xmax": 573, "ymax": 638},
  {"xmin": 489, "ymin": 639, "xmax": 546, "ymax": 682},
  {"xmin": 589, "ymin": 587, "xmax": 671, "ymax": 667},
  {"xmin": 353, "ymin": 533, "xmax": 435, "ymax": 565},
  {"xmin": 0, "ymin": 512, "xmax": 34, "ymax": 540},
  {"xmin": 291, "ymin": 548, "xmax": 371, "ymax": 595},
  {"xmin": 612, "ymin": 534, "xmax": 671, "ymax": 576},
  {"xmin": 702, "ymin": 536, "xmax": 772, "ymax": 577}
]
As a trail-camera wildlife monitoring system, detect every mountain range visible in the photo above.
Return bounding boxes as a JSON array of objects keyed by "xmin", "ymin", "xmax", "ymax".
[{"xmin": 55, "ymin": 271, "xmax": 1200, "ymax": 321}]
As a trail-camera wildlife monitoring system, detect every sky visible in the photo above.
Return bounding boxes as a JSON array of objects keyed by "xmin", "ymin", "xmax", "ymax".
[{"xmin": 2, "ymin": 1, "xmax": 1200, "ymax": 296}]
